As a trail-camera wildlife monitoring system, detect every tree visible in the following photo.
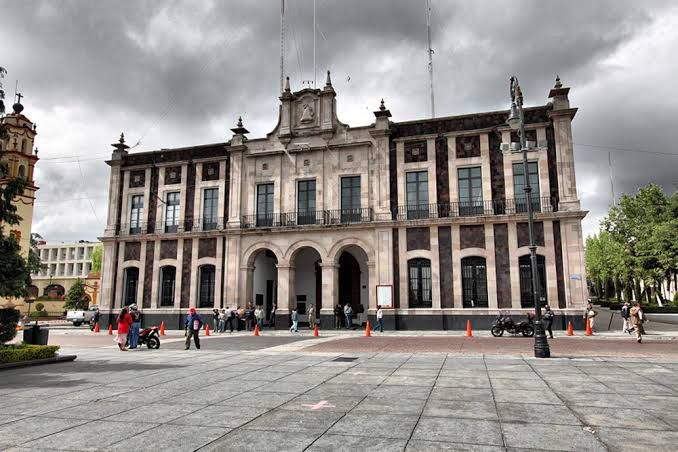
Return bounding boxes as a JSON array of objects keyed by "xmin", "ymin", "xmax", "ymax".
[
  {"xmin": 63, "ymin": 279, "xmax": 89, "ymax": 310},
  {"xmin": 91, "ymin": 245, "xmax": 102, "ymax": 273}
]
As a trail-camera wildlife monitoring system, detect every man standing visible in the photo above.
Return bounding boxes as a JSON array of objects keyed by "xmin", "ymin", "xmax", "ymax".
[
  {"xmin": 584, "ymin": 302, "xmax": 596, "ymax": 332},
  {"xmin": 185, "ymin": 307, "xmax": 203, "ymax": 350},
  {"xmin": 344, "ymin": 303, "xmax": 353, "ymax": 329},
  {"xmin": 225, "ymin": 306, "xmax": 236, "ymax": 333},
  {"xmin": 334, "ymin": 303, "xmax": 343, "ymax": 329},
  {"xmin": 290, "ymin": 307, "xmax": 299, "ymax": 333},
  {"xmin": 630, "ymin": 303, "xmax": 645, "ymax": 343},
  {"xmin": 212, "ymin": 308, "xmax": 220, "ymax": 332},
  {"xmin": 543, "ymin": 305, "xmax": 554, "ymax": 339},
  {"xmin": 307, "ymin": 304, "xmax": 315, "ymax": 330},
  {"xmin": 621, "ymin": 302, "xmax": 633, "ymax": 334},
  {"xmin": 376, "ymin": 305, "xmax": 384, "ymax": 333},
  {"xmin": 128, "ymin": 304, "xmax": 142, "ymax": 349},
  {"xmin": 270, "ymin": 303, "xmax": 277, "ymax": 328}
]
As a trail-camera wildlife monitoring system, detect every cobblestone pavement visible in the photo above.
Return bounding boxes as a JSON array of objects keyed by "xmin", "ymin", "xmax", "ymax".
[{"xmin": 1, "ymin": 344, "xmax": 677, "ymax": 451}]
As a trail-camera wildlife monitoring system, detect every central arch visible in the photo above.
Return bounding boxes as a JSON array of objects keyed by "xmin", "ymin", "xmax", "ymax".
[
  {"xmin": 246, "ymin": 248, "xmax": 279, "ymax": 325},
  {"xmin": 336, "ymin": 245, "xmax": 370, "ymax": 328},
  {"xmin": 290, "ymin": 246, "xmax": 322, "ymax": 327}
]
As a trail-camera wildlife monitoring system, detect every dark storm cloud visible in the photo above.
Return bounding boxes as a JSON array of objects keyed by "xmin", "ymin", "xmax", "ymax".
[{"xmin": 2, "ymin": 0, "xmax": 676, "ymax": 241}]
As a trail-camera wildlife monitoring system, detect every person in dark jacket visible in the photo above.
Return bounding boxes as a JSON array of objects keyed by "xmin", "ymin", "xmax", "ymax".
[
  {"xmin": 543, "ymin": 305, "xmax": 555, "ymax": 339},
  {"xmin": 334, "ymin": 304, "xmax": 343, "ymax": 329},
  {"xmin": 128, "ymin": 304, "xmax": 142, "ymax": 349},
  {"xmin": 185, "ymin": 307, "xmax": 203, "ymax": 350}
]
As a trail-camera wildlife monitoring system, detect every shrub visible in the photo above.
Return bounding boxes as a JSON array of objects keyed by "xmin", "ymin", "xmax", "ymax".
[
  {"xmin": 0, "ymin": 344, "xmax": 60, "ymax": 364},
  {"xmin": 34, "ymin": 302, "xmax": 44, "ymax": 312},
  {"xmin": 28, "ymin": 311, "xmax": 48, "ymax": 318},
  {"xmin": 0, "ymin": 308, "xmax": 20, "ymax": 344}
]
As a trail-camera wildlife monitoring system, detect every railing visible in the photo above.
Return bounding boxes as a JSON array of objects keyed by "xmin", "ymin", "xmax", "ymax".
[{"xmin": 116, "ymin": 197, "xmax": 558, "ymax": 234}]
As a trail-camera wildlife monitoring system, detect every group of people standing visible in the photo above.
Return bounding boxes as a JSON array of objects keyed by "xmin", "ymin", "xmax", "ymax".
[
  {"xmin": 113, "ymin": 304, "xmax": 142, "ymax": 351},
  {"xmin": 621, "ymin": 302, "xmax": 647, "ymax": 343},
  {"xmin": 210, "ymin": 303, "xmax": 271, "ymax": 334}
]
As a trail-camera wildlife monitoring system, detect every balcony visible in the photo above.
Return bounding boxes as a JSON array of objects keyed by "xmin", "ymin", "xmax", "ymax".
[
  {"xmin": 240, "ymin": 208, "xmax": 374, "ymax": 229},
  {"xmin": 390, "ymin": 196, "xmax": 558, "ymax": 221}
]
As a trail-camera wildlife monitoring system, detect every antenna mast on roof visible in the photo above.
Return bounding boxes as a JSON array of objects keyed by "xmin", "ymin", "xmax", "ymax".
[
  {"xmin": 280, "ymin": 0, "xmax": 285, "ymax": 93},
  {"xmin": 313, "ymin": 0, "xmax": 317, "ymax": 88},
  {"xmin": 426, "ymin": 0, "xmax": 435, "ymax": 118}
]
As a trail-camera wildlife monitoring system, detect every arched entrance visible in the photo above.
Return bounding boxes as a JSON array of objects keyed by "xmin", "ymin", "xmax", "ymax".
[
  {"xmin": 291, "ymin": 247, "xmax": 322, "ymax": 327},
  {"xmin": 44, "ymin": 284, "xmax": 65, "ymax": 299},
  {"xmin": 250, "ymin": 249, "xmax": 278, "ymax": 322},
  {"xmin": 337, "ymin": 245, "xmax": 369, "ymax": 327}
]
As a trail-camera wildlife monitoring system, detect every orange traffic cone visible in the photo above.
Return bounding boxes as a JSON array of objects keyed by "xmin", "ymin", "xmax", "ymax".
[
  {"xmin": 253, "ymin": 324, "xmax": 260, "ymax": 336},
  {"xmin": 585, "ymin": 318, "xmax": 592, "ymax": 336},
  {"xmin": 313, "ymin": 325, "xmax": 319, "ymax": 337},
  {"xmin": 159, "ymin": 321, "xmax": 165, "ymax": 336},
  {"xmin": 205, "ymin": 324, "xmax": 210, "ymax": 336},
  {"xmin": 466, "ymin": 320, "xmax": 473, "ymax": 337},
  {"xmin": 365, "ymin": 320, "xmax": 371, "ymax": 337},
  {"xmin": 108, "ymin": 324, "xmax": 113, "ymax": 335},
  {"xmin": 567, "ymin": 321, "xmax": 574, "ymax": 336},
  {"xmin": 93, "ymin": 322, "xmax": 100, "ymax": 333}
]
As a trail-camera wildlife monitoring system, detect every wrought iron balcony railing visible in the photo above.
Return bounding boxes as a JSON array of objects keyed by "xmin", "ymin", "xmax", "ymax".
[{"xmin": 390, "ymin": 196, "xmax": 557, "ymax": 221}]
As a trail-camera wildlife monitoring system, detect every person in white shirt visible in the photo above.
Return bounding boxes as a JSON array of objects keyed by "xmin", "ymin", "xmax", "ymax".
[{"xmin": 376, "ymin": 305, "xmax": 384, "ymax": 332}]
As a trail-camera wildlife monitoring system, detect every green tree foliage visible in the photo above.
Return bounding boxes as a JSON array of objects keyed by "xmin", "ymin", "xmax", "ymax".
[
  {"xmin": 63, "ymin": 279, "xmax": 89, "ymax": 310},
  {"xmin": 0, "ymin": 307, "xmax": 20, "ymax": 344},
  {"xmin": 91, "ymin": 245, "xmax": 102, "ymax": 273},
  {"xmin": 588, "ymin": 183, "xmax": 678, "ymax": 304}
]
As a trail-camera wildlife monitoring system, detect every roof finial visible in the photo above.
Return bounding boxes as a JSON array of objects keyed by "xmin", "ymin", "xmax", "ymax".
[
  {"xmin": 284, "ymin": 76, "xmax": 291, "ymax": 92},
  {"xmin": 12, "ymin": 91, "xmax": 24, "ymax": 114},
  {"xmin": 379, "ymin": 98, "xmax": 386, "ymax": 111},
  {"xmin": 111, "ymin": 131, "xmax": 130, "ymax": 153},
  {"xmin": 237, "ymin": 116, "xmax": 243, "ymax": 128},
  {"xmin": 326, "ymin": 70, "xmax": 332, "ymax": 86},
  {"xmin": 554, "ymin": 75, "xmax": 562, "ymax": 89},
  {"xmin": 119, "ymin": 132, "xmax": 125, "ymax": 144}
]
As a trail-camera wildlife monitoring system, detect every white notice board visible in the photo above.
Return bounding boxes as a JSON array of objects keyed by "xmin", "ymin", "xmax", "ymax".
[{"xmin": 376, "ymin": 285, "xmax": 393, "ymax": 309}]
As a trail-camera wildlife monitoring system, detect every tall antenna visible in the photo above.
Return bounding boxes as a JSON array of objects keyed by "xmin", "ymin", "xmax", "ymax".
[
  {"xmin": 313, "ymin": 0, "xmax": 317, "ymax": 88},
  {"xmin": 426, "ymin": 0, "xmax": 435, "ymax": 118},
  {"xmin": 280, "ymin": 0, "xmax": 285, "ymax": 93}
]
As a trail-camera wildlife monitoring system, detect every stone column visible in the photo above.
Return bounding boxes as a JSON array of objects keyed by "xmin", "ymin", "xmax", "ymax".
[
  {"xmin": 320, "ymin": 263, "xmax": 338, "ymax": 313},
  {"xmin": 367, "ymin": 261, "xmax": 377, "ymax": 310},
  {"xmin": 430, "ymin": 226, "xmax": 441, "ymax": 309},
  {"xmin": 104, "ymin": 164, "xmax": 122, "ymax": 236},
  {"xmin": 276, "ymin": 264, "xmax": 293, "ymax": 314},
  {"xmin": 99, "ymin": 240, "xmax": 117, "ymax": 310},
  {"xmin": 239, "ymin": 266, "xmax": 254, "ymax": 307},
  {"xmin": 508, "ymin": 222, "xmax": 521, "ymax": 308},
  {"xmin": 175, "ymin": 239, "xmax": 184, "ymax": 308},
  {"xmin": 451, "ymin": 224, "xmax": 461, "ymax": 308},
  {"xmin": 228, "ymin": 149, "xmax": 244, "ymax": 227},
  {"xmin": 485, "ymin": 224, "xmax": 498, "ymax": 309}
]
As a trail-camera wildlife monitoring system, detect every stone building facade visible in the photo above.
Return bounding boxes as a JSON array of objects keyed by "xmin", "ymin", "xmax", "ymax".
[{"xmin": 99, "ymin": 74, "xmax": 588, "ymax": 329}]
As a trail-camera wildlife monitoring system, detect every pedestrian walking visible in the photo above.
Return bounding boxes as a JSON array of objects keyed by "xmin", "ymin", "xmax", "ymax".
[
  {"xmin": 225, "ymin": 306, "xmax": 236, "ymax": 333},
  {"xmin": 255, "ymin": 305, "xmax": 264, "ymax": 330},
  {"xmin": 290, "ymin": 307, "xmax": 299, "ymax": 332},
  {"xmin": 115, "ymin": 307, "xmax": 133, "ymax": 352},
  {"xmin": 307, "ymin": 304, "xmax": 315, "ymax": 330},
  {"xmin": 543, "ymin": 305, "xmax": 554, "ymax": 339},
  {"xmin": 621, "ymin": 302, "xmax": 634, "ymax": 334},
  {"xmin": 128, "ymin": 304, "xmax": 142, "ymax": 349},
  {"xmin": 185, "ymin": 307, "xmax": 203, "ymax": 350},
  {"xmin": 218, "ymin": 309, "xmax": 226, "ymax": 333},
  {"xmin": 212, "ymin": 308, "xmax": 220, "ymax": 332},
  {"xmin": 344, "ymin": 303, "xmax": 353, "ymax": 329},
  {"xmin": 245, "ymin": 304, "xmax": 254, "ymax": 331},
  {"xmin": 334, "ymin": 303, "xmax": 343, "ymax": 329},
  {"xmin": 630, "ymin": 303, "xmax": 646, "ymax": 343},
  {"xmin": 584, "ymin": 302, "xmax": 597, "ymax": 332},
  {"xmin": 270, "ymin": 303, "xmax": 277, "ymax": 328},
  {"xmin": 376, "ymin": 305, "xmax": 384, "ymax": 333}
]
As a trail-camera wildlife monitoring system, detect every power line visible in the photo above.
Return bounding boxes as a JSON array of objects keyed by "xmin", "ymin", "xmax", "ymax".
[{"xmin": 574, "ymin": 143, "xmax": 678, "ymax": 157}]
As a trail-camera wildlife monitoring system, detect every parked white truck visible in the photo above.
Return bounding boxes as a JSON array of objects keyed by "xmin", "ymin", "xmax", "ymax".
[{"xmin": 66, "ymin": 305, "xmax": 99, "ymax": 326}]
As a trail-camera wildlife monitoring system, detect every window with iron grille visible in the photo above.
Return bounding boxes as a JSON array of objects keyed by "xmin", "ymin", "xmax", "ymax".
[
  {"xmin": 461, "ymin": 257, "xmax": 488, "ymax": 308},
  {"xmin": 160, "ymin": 266, "xmax": 176, "ymax": 307},
  {"xmin": 123, "ymin": 267, "xmax": 139, "ymax": 306},
  {"xmin": 165, "ymin": 192, "xmax": 180, "ymax": 232},
  {"xmin": 519, "ymin": 254, "xmax": 547, "ymax": 308},
  {"xmin": 406, "ymin": 171, "xmax": 429, "ymax": 219},
  {"xmin": 129, "ymin": 195, "xmax": 144, "ymax": 234},
  {"xmin": 297, "ymin": 179, "xmax": 316, "ymax": 225},
  {"xmin": 257, "ymin": 183, "xmax": 274, "ymax": 226},
  {"xmin": 513, "ymin": 162, "xmax": 541, "ymax": 213},
  {"xmin": 408, "ymin": 258, "xmax": 432, "ymax": 308},
  {"xmin": 340, "ymin": 176, "xmax": 361, "ymax": 223},
  {"xmin": 198, "ymin": 265, "xmax": 215, "ymax": 308},
  {"xmin": 458, "ymin": 167, "xmax": 483, "ymax": 215},
  {"xmin": 202, "ymin": 188, "xmax": 218, "ymax": 230}
]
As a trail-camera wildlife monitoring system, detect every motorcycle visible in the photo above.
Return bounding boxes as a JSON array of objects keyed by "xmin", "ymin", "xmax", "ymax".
[
  {"xmin": 127, "ymin": 326, "xmax": 161, "ymax": 349},
  {"xmin": 491, "ymin": 314, "xmax": 534, "ymax": 337}
]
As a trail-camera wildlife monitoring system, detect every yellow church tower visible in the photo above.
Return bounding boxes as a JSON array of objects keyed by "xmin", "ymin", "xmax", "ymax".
[{"xmin": 0, "ymin": 94, "xmax": 39, "ymax": 258}]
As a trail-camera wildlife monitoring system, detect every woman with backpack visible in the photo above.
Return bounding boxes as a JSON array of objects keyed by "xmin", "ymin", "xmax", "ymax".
[{"xmin": 115, "ymin": 307, "xmax": 133, "ymax": 352}]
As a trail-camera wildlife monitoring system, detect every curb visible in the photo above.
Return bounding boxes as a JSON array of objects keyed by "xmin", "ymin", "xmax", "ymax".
[{"xmin": 0, "ymin": 355, "xmax": 77, "ymax": 371}]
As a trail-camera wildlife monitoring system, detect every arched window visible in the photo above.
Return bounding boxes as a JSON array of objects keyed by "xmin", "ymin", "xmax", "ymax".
[
  {"xmin": 160, "ymin": 266, "xmax": 176, "ymax": 307},
  {"xmin": 461, "ymin": 257, "xmax": 488, "ymax": 308},
  {"xmin": 519, "ymin": 255, "xmax": 547, "ymax": 308},
  {"xmin": 123, "ymin": 267, "xmax": 139, "ymax": 306},
  {"xmin": 408, "ymin": 258, "xmax": 432, "ymax": 308},
  {"xmin": 17, "ymin": 165, "xmax": 26, "ymax": 179},
  {"xmin": 198, "ymin": 265, "xmax": 215, "ymax": 308}
]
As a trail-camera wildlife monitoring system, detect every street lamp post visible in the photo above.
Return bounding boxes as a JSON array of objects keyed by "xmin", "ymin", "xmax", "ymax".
[{"xmin": 506, "ymin": 76, "xmax": 551, "ymax": 359}]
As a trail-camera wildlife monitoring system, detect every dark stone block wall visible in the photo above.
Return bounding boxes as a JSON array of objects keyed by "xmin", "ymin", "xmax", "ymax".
[
  {"xmin": 388, "ymin": 140, "xmax": 398, "ymax": 212},
  {"xmin": 160, "ymin": 240, "xmax": 177, "ymax": 260},
  {"xmin": 184, "ymin": 164, "xmax": 196, "ymax": 231},
  {"xmin": 124, "ymin": 242, "xmax": 141, "ymax": 261},
  {"xmin": 181, "ymin": 239, "xmax": 192, "ymax": 308},
  {"xmin": 488, "ymin": 131, "xmax": 505, "ymax": 202},
  {"xmin": 406, "ymin": 227, "xmax": 430, "ymax": 251},
  {"xmin": 546, "ymin": 126, "xmax": 560, "ymax": 204},
  {"xmin": 202, "ymin": 162, "xmax": 219, "ymax": 181},
  {"xmin": 494, "ymin": 224, "xmax": 512, "ymax": 308},
  {"xmin": 142, "ymin": 241, "xmax": 154, "ymax": 309},
  {"xmin": 517, "ymin": 221, "xmax": 545, "ymax": 247},
  {"xmin": 164, "ymin": 166, "xmax": 182, "ymax": 185},
  {"xmin": 435, "ymin": 136, "xmax": 449, "ymax": 205},
  {"xmin": 438, "ymin": 226, "xmax": 453, "ymax": 308},
  {"xmin": 456, "ymin": 135, "xmax": 481, "ymax": 158},
  {"xmin": 392, "ymin": 229, "xmax": 400, "ymax": 308},
  {"xmin": 129, "ymin": 170, "xmax": 145, "ymax": 188},
  {"xmin": 404, "ymin": 140, "xmax": 427, "ymax": 163},
  {"xmin": 553, "ymin": 220, "xmax": 567, "ymax": 309},
  {"xmin": 198, "ymin": 238, "xmax": 217, "ymax": 259},
  {"xmin": 460, "ymin": 225, "xmax": 485, "ymax": 249},
  {"xmin": 147, "ymin": 167, "xmax": 159, "ymax": 233}
]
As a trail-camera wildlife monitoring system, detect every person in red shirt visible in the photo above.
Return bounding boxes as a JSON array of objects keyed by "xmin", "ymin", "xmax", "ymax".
[{"xmin": 115, "ymin": 307, "xmax": 133, "ymax": 351}]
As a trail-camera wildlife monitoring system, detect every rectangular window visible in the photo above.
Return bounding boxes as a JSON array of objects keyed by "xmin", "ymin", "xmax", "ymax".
[
  {"xmin": 160, "ymin": 266, "xmax": 176, "ymax": 307},
  {"xmin": 340, "ymin": 176, "xmax": 361, "ymax": 223},
  {"xmin": 202, "ymin": 188, "xmax": 219, "ymax": 230},
  {"xmin": 406, "ymin": 171, "xmax": 429, "ymax": 219},
  {"xmin": 129, "ymin": 195, "xmax": 144, "ymax": 234},
  {"xmin": 457, "ymin": 167, "xmax": 484, "ymax": 216},
  {"xmin": 124, "ymin": 267, "xmax": 139, "ymax": 306},
  {"xmin": 408, "ymin": 258, "xmax": 432, "ymax": 308},
  {"xmin": 513, "ymin": 162, "xmax": 541, "ymax": 213},
  {"xmin": 198, "ymin": 266, "xmax": 216, "ymax": 308},
  {"xmin": 165, "ymin": 192, "xmax": 180, "ymax": 232},
  {"xmin": 297, "ymin": 179, "xmax": 316, "ymax": 225},
  {"xmin": 257, "ymin": 183, "xmax": 274, "ymax": 227}
]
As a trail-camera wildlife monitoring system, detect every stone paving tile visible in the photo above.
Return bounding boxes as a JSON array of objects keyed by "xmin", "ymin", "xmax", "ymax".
[
  {"xmin": 392, "ymin": 367, "xmax": 440, "ymax": 377},
  {"xmin": 493, "ymin": 388, "xmax": 563, "ymax": 405},
  {"xmin": 327, "ymin": 412, "xmax": 420, "ymax": 439},
  {"xmin": 501, "ymin": 422, "xmax": 605, "ymax": 451},
  {"xmin": 200, "ymin": 429, "xmax": 319, "ymax": 452},
  {"xmin": 243, "ymin": 408, "xmax": 344, "ymax": 433},
  {"xmin": 108, "ymin": 403, "xmax": 204, "ymax": 424},
  {"xmin": 596, "ymin": 426, "xmax": 678, "ymax": 451},
  {"xmin": 570, "ymin": 406, "xmax": 674, "ymax": 430},
  {"xmin": 352, "ymin": 395, "xmax": 427, "ymax": 415},
  {"xmin": 40, "ymin": 401, "xmax": 132, "ymax": 420},
  {"xmin": 169, "ymin": 404, "xmax": 270, "ymax": 428},
  {"xmin": 615, "ymin": 382, "xmax": 676, "ymax": 395},
  {"xmin": 305, "ymin": 383, "xmax": 377, "ymax": 399},
  {"xmin": 382, "ymin": 375, "xmax": 437, "ymax": 386},
  {"xmin": 24, "ymin": 420, "xmax": 157, "ymax": 451},
  {"xmin": 0, "ymin": 413, "xmax": 29, "ymax": 426},
  {"xmin": 554, "ymin": 390, "xmax": 633, "ymax": 408},
  {"xmin": 647, "ymin": 408, "xmax": 678, "ymax": 429},
  {"xmin": 435, "ymin": 377, "xmax": 491, "ymax": 389},
  {"xmin": 278, "ymin": 394, "xmax": 363, "ymax": 413},
  {"xmin": 160, "ymin": 388, "xmax": 242, "ymax": 405},
  {"xmin": 429, "ymin": 387, "xmax": 495, "ymax": 402},
  {"xmin": 636, "ymin": 394, "xmax": 678, "ymax": 411},
  {"xmin": 105, "ymin": 424, "xmax": 229, "ymax": 451},
  {"xmin": 370, "ymin": 384, "xmax": 432, "ymax": 400},
  {"xmin": 217, "ymin": 390, "xmax": 299, "ymax": 408},
  {"xmin": 489, "ymin": 377, "xmax": 550, "ymax": 391},
  {"xmin": 496, "ymin": 402, "xmax": 581, "ymax": 426},
  {"xmin": 325, "ymin": 373, "xmax": 388, "ymax": 385},
  {"xmin": 411, "ymin": 417, "xmax": 504, "ymax": 446},
  {"xmin": 423, "ymin": 399, "xmax": 498, "ymax": 420},
  {"xmin": 10, "ymin": 397, "xmax": 85, "ymax": 416},
  {"xmin": 487, "ymin": 370, "xmax": 543, "ymax": 380},
  {"xmin": 254, "ymin": 381, "xmax": 319, "ymax": 394},
  {"xmin": 0, "ymin": 416, "xmax": 89, "ymax": 448},
  {"xmin": 308, "ymin": 433, "xmax": 407, "ymax": 451},
  {"xmin": 406, "ymin": 440, "xmax": 505, "ymax": 451}
]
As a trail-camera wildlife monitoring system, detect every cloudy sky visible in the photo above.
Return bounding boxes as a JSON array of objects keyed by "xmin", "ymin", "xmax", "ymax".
[{"xmin": 2, "ymin": 0, "xmax": 677, "ymax": 242}]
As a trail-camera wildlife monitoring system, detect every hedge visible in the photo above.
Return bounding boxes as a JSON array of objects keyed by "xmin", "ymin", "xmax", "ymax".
[
  {"xmin": 0, "ymin": 344, "xmax": 61, "ymax": 364},
  {"xmin": 593, "ymin": 299, "xmax": 678, "ymax": 313},
  {"xmin": 29, "ymin": 311, "xmax": 49, "ymax": 318}
]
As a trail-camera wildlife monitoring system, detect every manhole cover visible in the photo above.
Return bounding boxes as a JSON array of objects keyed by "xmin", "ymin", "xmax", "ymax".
[{"xmin": 333, "ymin": 357, "xmax": 358, "ymax": 362}]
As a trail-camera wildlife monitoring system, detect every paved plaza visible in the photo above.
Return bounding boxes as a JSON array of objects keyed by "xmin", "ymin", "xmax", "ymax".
[{"xmin": 1, "ymin": 334, "xmax": 678, "ymax": 451}]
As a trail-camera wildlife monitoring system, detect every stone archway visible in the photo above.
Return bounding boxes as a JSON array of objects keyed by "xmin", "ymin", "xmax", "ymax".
[
  {"xmin": 290, "ymin": 246, "xmax": 322, "ymax": 327},
  {"xmin": 246, "ymin": 249, "xmax": 278, "ymax": 322},
  {"xmin": 337, "ymin": 245, "xmax": 370, "ymax": 327}
]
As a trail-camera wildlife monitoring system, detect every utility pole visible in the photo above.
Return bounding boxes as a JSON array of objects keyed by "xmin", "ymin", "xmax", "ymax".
[
  {"xmin": 426, "ymin": 0, "xmax": 435, "ymax": 118},
  {"xmin": 313, "ymin": 0, "xmax": 317, "ymax": 88},
  {"xmin": 280, "ymin": 0, "xmax": 285, "ymax": 93}
]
